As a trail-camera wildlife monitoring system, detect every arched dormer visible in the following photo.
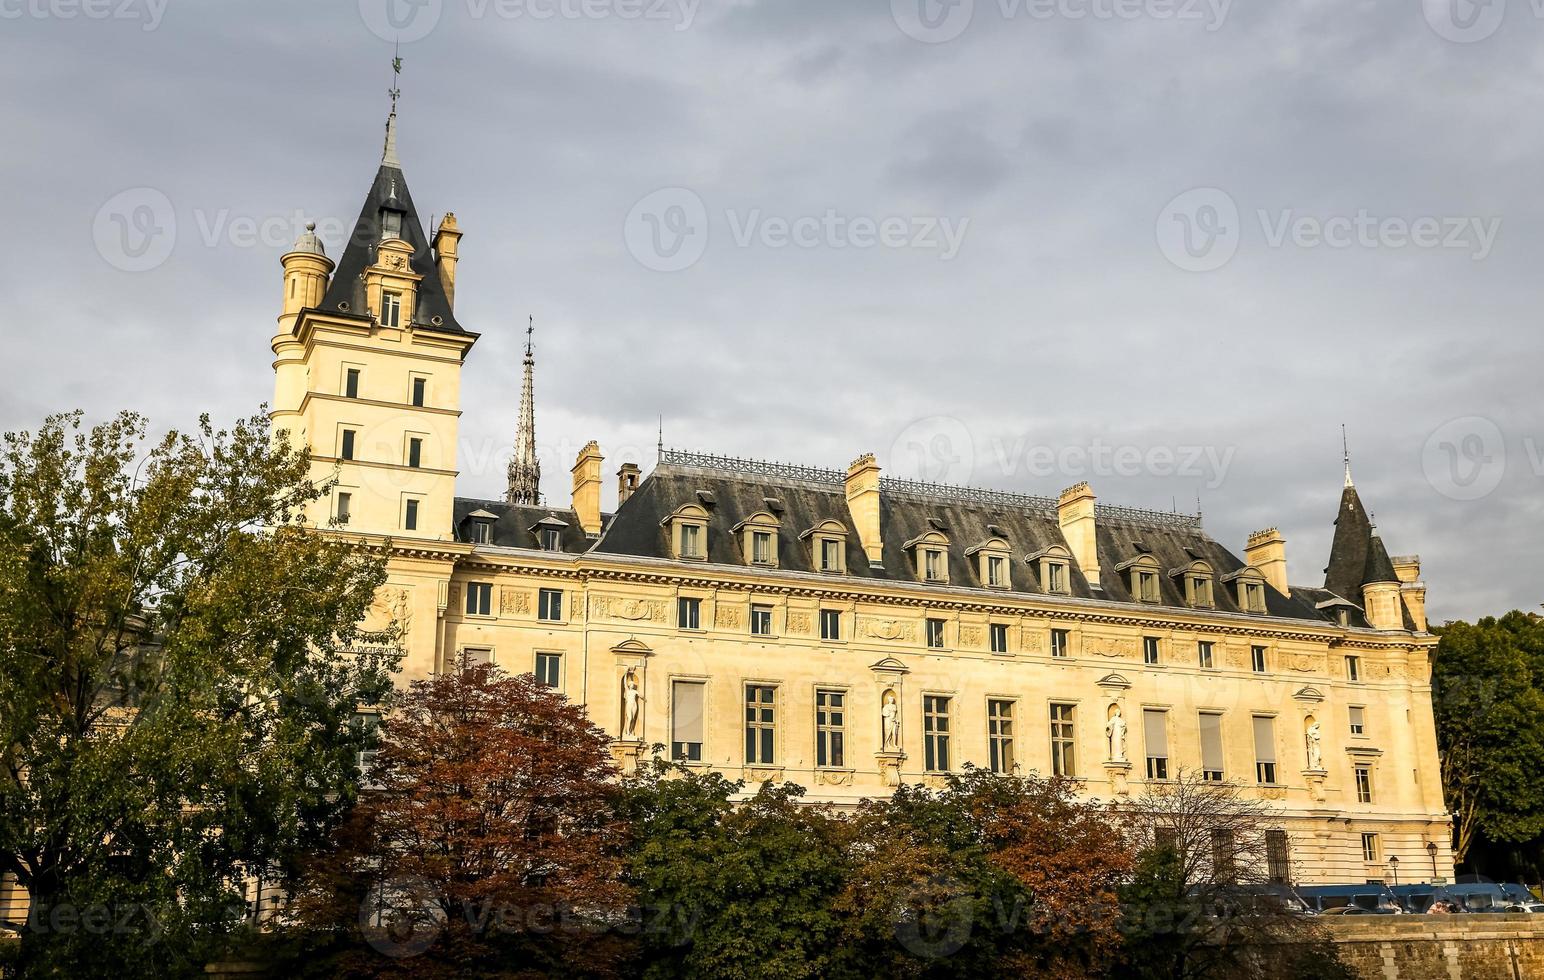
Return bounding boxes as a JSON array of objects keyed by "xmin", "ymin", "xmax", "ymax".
[
  {"xmin": 661, "ymin": 503, "xmax": 710, "ymax": 561},
  {"xmin": 1221, "ymin": 565, "xmax": 1270, "ymax": 614},
  {"xmin": 731, "ymin": 510, "xmax": 781, "ymax": 568},
  {"xmin": 1025, "ymin": 544, "xmax": 1074, "ymax": 595},
  {"xmin": 964, "ymin": 536, "xmax": 1012, "ymax": 589},
  {"xmin": 1114, "ymin": 553, "xmax": 1162, "ymax": 603},
  {"xmin": 800, "ymin": 519, "xmax": 849, "ymax": 574},
  {"xmin": 903, "ymin": 529, "xmax": 951, "ymax": 584},
  {"xmin": 1168, "ymin": 559, "xmax": 1215, "ymax": 609}
]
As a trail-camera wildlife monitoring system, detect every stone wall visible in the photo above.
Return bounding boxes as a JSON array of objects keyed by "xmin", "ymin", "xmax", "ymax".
[{"xmin": 1322, "ymin": 914, "xmax": 1544, "ymax": 980}]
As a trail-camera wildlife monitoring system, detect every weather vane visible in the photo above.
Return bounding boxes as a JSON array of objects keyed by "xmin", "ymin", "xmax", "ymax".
[{"xmin": 389, "ymin": 42, "xmax": 403, "ymax": 114}]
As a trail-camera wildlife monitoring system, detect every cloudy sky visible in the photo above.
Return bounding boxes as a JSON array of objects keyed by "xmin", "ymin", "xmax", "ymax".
[{"xmin": 2, "ymin": 0, "xmax": 1538, "ymax": 623}]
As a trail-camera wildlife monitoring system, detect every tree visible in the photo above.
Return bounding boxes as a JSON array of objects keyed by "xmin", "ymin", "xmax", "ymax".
[
  {"xmin": 1432, "ymin": 612, "xmax": 1544, "ymax": 865},
  {"xmin": 286, "ymin": 662, "xmax": 633, "ymax": 979},
  {"xmin": 0, "ymin": 410, "xmax": 398, "ymax": 978}
]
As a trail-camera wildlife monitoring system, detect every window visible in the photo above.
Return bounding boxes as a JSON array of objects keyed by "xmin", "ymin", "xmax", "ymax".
[
  {"xmin": 752, "ymin": 531, "xmax": 773, "ymax": 565},
  {"xmin": 924, "ymin": 549, "xmax": 945, "ymax": 582},
  {"xmin": 404, "ymin": 498, "xmax": 419, "ymax": 531},
  {"xmin": 1349, "ymin": 706, "xmax": 1365, "ymax": 736},
  {"xmin": 987, "ymin": 555, "xmax": 1007, "ymax": 588},
  {"xmin": 1211, "ymin": 829, "xmax": 1236, "ymax": 884},
  {"xmin": 926, "ymin": 618, "xmax": 945, "ymax": 649},
  {"xmin": 535, "ymin": 652, "xmax": 561, "ymax": 688},
  {"xmin": 750, "ymin": 604, "xmax": 773, "ymax": 636},
  {"xmin": 1361, "ymin": 833, "xmax": 1380, "ymax": 863},
  {"xmin": 669, "ymin": 505, "xmax": 710, "ymax": 560},
  {"xmin": 1355, "ymin": 765, "xmax": 1374, "ymax": 804},
  {"xmin": 1189, "ymin": 575, "xmax": 1213, "ymax": 608},
  {"xmin": 381, "ymin": 291, "xmax": 402, "ymax": 329},
  {"xmin": 820, "ymin": 609, "xmax": 841, "ymax": 641},
  {"xmin": 1047, "ymin": 562, "xmax": 1068, "ymax": 594},
  {"xmin": 1198, "ymin": 641, "xmax": 1215, "ymax": 669},
  {"xmin": 678, "ymin": 597, "xmax": 701, "ymax": 630},
  {"xmin": 1346, "ymin": 655, "xmax": 1361, "ymax": 682},
  {"xmin": 680, "ymin": 523, "xmax": 703, "ymax": 559},
  {"xmin": 1143, "ymin": 636, "xmax": 1161, "ymax": 665},
  {"xmin": 465, "ymin": 582, "xmax": 492, "ymax": 616},
  {"xmin": 407, "ymin": 437, "xmax": 423, "ymax": 469},
  {"xmin": 344, "ymin": 368, "xmax": 360, "ymax": 399},
  {"xmin": 340, "ymin": 428, "xmax": 357, "ymax": 460},
  {"xmin": 382, "ymin": 209, "xmax": 402, "ymax": 240},
  {"xmin": 335, "ymin": 491, "xmax": 352, "ymax": 525},
  {"xmin": 353, "ymin": 711, "xmax": 382, "ymax": 786},
  {"xmin": 1336, "ymin": 608, "xmax": 1351, "ymax": 628},
  {"xmin": 1049, "ymin": 703, "xmax": 1076, "ymax": 777},
  {"xmin": 820, "ymin": 538, "xmax": 841, "ymax": 572},
  {"xmin": 538, "ymin": 588, "xmax": 562, "ymax": 622},
  {"xmin": 816, "ymin": 690, "xmax": 845, "ymax": 768},
  {"xmin": 923, "ymin": 695, "xmax": 951, "ymax": 772},
  {"xmin": 988, "ymin": 699, "xmax": 1015, "ymax": 773},
  {"xmin": 671, "ymin": 681, "xmax": 704, "ymax": 762},
  {"xmin": 1251, "ymin": 646, "xmax": 1268, "ymax": 673},
  {"xmin": 1144, "ymin": 709, "xmax": 1169, "ymax": 780},
  {"xmin": 1200, "ymin": 712, "xmax": 1225, "ymax": 781},
  {"xmin": 989, "ymin": 623, "xmax": 1009, "ymax": 654},
  {"xmin": 1243, "ymin": 582, "xmax": 1266, "ymax": 613},
  {"xmin": 1253, "ymin": 716, "xmax": 1277, "ymax": 784},
  {"xmin": 745, "ymin": 685, "xmax": 776, "ymax": 765},
  {"xmin": 1266, "ymin": 830, "xmax": 1290, "ymax": 884},
  {"xmin": 1137, "ymin": 570, "xmax": 1160, "ymax": 602},
  {"xmin": 1050, "ymin": 628, "xmax": 1069, "ymax": 658},
  {"xmin": 471, "ymin": 519, "xmax": 492, "ymax": 544},
  {"xmin": 540, "ymin": 527, "xmax": 560, "ymax": 551},
  {"xmin": 411, "ymin": 376, "xmax": 427, "ymax": 407}
]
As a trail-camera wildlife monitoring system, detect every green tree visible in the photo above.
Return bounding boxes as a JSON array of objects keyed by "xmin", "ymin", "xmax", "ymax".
[
  {"xmin": 0, "ymin": 410, "xmax": 398, "ymax": 978},
  {"xmin": 1433, "ymin": 612, "xmax": 1544, "ymax": 864}
]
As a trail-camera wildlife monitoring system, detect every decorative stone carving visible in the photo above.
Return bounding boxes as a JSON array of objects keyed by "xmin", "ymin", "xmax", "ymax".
[
  {"xmin": 1224, "ymin": 643, "xmax": 1249, "ymax": 669},
  {"xmin": 1086, "ymin": 634, "xmax": 1136, "ymax": 658},
  {"xmin": 718, "ymin": 605, "xmax": 742, "ymax": 629},
  {"xmin": 881, "ymin": 689, "xmax": 901, "ymax": 751},
  {"xmin": 447, "ymin": 584, "xmax": 461, "ymax": 609},
  {"xmin": 1106, "ymin": 704, "xmax": 1128, "ymax": 764},
  {"xmin": 863, "ymin": 618, "xmax": 915, "ymax": 642},
  {"xmin": 610, "ymin": 742, "xmax": 644, "ymax": 774},
  {"xmin": 373, "ymin": 587, "xmax": 413, "ymax": 646},
  {"xmin": 878, "ymin": 754, "xmax": 903, "ymax": 787},
  {"xmin": 1105, "ymin": 761, "xmax": 1132, "ymax": 796},
  {"xmin": 744, "ymin": 767, "xmax": 782, "ymax": 784},
  {"xmin": 958, "ymin": 625, "xmax": 984, "ymax": 646},
  {"xmin": 591, "ymin": 595, "xmax": 665, "ymax": 623},
  {"xmin": 1304, "ymin": 717, "xmax": 1323, "ymax": 771},
  {"xmin": 622, "ymin": 667, "xmax": 642, "ymax": 740},
  {"xmin": 1289, "ymin": 652, "xmax": 1322, "ymax": 673},
  {"xmin": 499, "ymin": 587, "xmax": 531, "ymax": 616},
  {"xmin": 787, "ymin": 611, "xmax": 812, "ymax": 633},
  {"xmin": 1019, "ymin": 628, "xmax": 1044, "ymax": 653},
  {"xmin": 815, "ymin": 768, "xmax": 854, "ymax": 786}
]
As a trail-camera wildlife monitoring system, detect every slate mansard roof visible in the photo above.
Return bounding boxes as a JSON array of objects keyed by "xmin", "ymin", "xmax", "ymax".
[{"xmin": 452, "ymin": 499, "xmax": 595, "ymax": 554}]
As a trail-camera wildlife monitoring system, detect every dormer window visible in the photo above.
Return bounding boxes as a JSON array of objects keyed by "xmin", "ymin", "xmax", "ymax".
[
  {"xmin": 681, "ymin": 524, "xmax": 702, "ymax": 558},
  {"xmin": 663, "ymin": 504, "xmax": 710, "ymax": 561},
  {"xmin": 800, "ymin": 520, "xmax": 849, "ymax": 574},
  {"xmin": 1170, "ymin": 560, "xmax": 1215, "ymax": 609},
  {"xmin": 463, "ymin": 509, "xmax": 498, "ymax": 546},
  {"xmin": 904, "ymin": 529, "xmax": 951, "ymax": 585},
  {"xmin": 987, "ymin": 555, "xmax": 1006, "ymax": 587},
  {"xmin": 382, "ymin": 208, "xmax": 403, "ymax": 241},
  {"xmin": 732, "ymin": 511, "xmax": 781, "ymax": 569},
  {"xmin": 1222, "ymin": 565, "xmax": 1269, "ymax": 614},
  {"xmin": 528, "ymin": 515, "xmax": 568, "ymax": 552},
  {"xmin": 381, "ymin": 291, "xmax": 402, "ymax": 329},
  {"xmin": 924, "ymin": 549, "xmax": 945, "ymax": 581},
  {"xmin": 1026, "ymin": 545, "xmax": 1074, "ymax": 595},
  {"xmin": 1116, "ymin": 554, "xmax": 1163, "ymax": 603},
  {"xmin": 965, "ymin": 536, "xmax": 1012, "ymax": 590}
]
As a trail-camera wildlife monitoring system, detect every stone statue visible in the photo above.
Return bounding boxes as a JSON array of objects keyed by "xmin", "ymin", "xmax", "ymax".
[
  {"xmin": 623, "ymin": 668, "xmax": 641, "ymax": 739},
  {"xmin": 881, "ymin": 690, "xmax": 900, "ymax": 751},
  {"xmin": 1106, "ymin": 705, "xmax": 1127, "ymax": 763},
  {"xmin": 1305, "ymin": 718, "xmax": 1323, "ymax": 770}
]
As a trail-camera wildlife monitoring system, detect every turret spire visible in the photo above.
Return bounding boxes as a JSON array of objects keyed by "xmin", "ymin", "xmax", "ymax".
[
  {"xmin": 1342, "ymin": 424, "xmax": 1354, "ymax": 488},
  {"xmin": 506, "ymin": 315, "xmax": 542, "ymax": 505}
]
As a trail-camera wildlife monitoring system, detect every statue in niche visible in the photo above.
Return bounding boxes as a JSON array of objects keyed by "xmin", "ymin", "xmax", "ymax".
[
  {"xmin": 881, "ymin": 689, "xmax": 900, "ymax": 751},
  {"xmin": 623, "ymin": 668, "xmax": 642, "ymax": 739},
  {"xmin": 1106, "ymin": 704, "xmax": 1128, "ymax": 763},
  {"xmin": 1305, "ymin": 718, "xmax": 1323, "ymax": 770}
]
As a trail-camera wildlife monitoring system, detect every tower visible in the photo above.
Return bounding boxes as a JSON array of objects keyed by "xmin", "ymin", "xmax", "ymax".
[
  {"xmin": 1323, "ymin": 439, "xmax": 1421, "ymax": 631},
  {"xmin": 506, "ymin": 318, "xmax": 542, "ymax": 505}
]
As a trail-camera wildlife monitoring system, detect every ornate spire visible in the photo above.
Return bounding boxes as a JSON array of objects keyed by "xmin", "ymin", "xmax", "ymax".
[
  {"xmin": 506, "ymin": 316, "xmax": 541, "ymax": 505},
  {"xmin": 1342, "ymin": 424, "xmax": 1354, "ymax": 488},
  {"xmin": 382, "ymin": 50, "xmax": 403, "ymax": 169}
]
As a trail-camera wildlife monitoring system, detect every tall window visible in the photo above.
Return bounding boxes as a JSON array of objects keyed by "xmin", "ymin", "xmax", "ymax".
[
  {"xmin": 1361, "ymin": 833, "xmax": 1380, "ymax": 863},
  {"xmin": 923, "ymin": 549, "xmax": 945, "ymax": 582},
  {"xmin": 678, "ymin": 597, "xmax": 701, "ymax": 630},
  {"xmin": 1049, "ymin": 703, "xmax": 1076, "ymax": 777},
  {"xmin": 926, "ymin": 618, "xmax": 945, "ymax": 649},
  {"xmin": 1137, "ymin": 570, "xmax": 1160, "ymax": 602},
  {"xmin": 671, "ymin": 681, "xmax": 704, "ymax": 762},
  {"xmin": 537, "ymin": 588, "xmax": 562, "ymax": 622},
  {"xmin": 381, "ymin": 292, "xmax": 402, "ymax": 329},
  {"xmin": 1143, "ymin": 636, "xmax": 1161, "ymax": 665},
  {"xmin": 1198, "ymin": 641, "xmax": 1215, "ymax": 669},
  {"xmin": 745, "ymin": 685, "xmax": 776, "ymax": 765},
  {"xmin": 535, "ymin": 652, "xmax": 561, "ymax": 688},
  {"xmin": 1211, "ymin": 829, "xmax": 1236, "ymax": 884},
  {"xmin": 340, "ymin": 429, "xmax": 357, "ymax": 461},
  {"xmin": 923, "ymin": 695, "xmax": 951, "ymax": 772},
  {"xmin": 1199, "ymin": 712, "xmax": 1224, "ymax": 781},
  {"xmin": 819, "ymin": 538, "xmax": 840, "ymax": 572},
  {"xmin": 344, "ymin": 368, "xmax": 361, "ymax": 398},
  {"xmin": 1251, "ymin": 646, "xmax": 1268, "ymax": 673},
  {"xmin": 335, "ymin": 491, "xmax": 352, "ymax": 525},
  {"xmin": 1244, "ymin": 582, "xmax": 1266, "ymax": 613},
  {"xmin": 404, "ymin": 498, "xmax": 419, "ymax": 531},
  {"xmin": 1143, "ymin": 709, "xmax": 1169, "ymax": 780},
  {"xmin": 407, "ymin": 437, "xmax": 423, "ymax": 469},
  {"xmin": 820, "ymin": 609, "xmax": 841, "ymax": 641},
  {"xmin": 1047, "ymin": 562, "xmax": 1067, "ymax": 594},
  {"xmin": 987, "ymin": 555, "xmax": 1006, "ymax": 587},
  {"xmin": 1349, "ymin": 706, "xmax": 1366, "ymax": 736},
  {"xmin": 1189, "ymin": 575, "xmax": 1213, "ymax": 607},
  {"xmin": 1253, "ymin": 716, "xmax": 1277, "ymax": 784},
  {"xmin": 750, "ymin": 604, "xmax": 773, "ymax": 636},
  {"xmin": 465, "ymin": 582, "xmax": 492, "ymax": 616},
  {"xmin": 989, "ymin": 623, "xmax": 1009, "ymax": 654},
  {"xmin": 540, "ymin": 528, "xmax": 560, "ymax": 551},
  {"xmin": 1050, "ymin": 628, "xmax": 1069, "ymax": 658},
  {"xmin": 751, "ymin": 531, "xmax": 773, "ymax": 565},
  {"xmin": 411, "ymin": 376, "xmax": 427, "ymax": 407},
  {"xmin": 680, "ymin": 524, "xmax": 703, "ymax": 559},
  {"xmin": 1346, "ymin": 655, "xmax": 1361, "ymax": 682},
  {"xmin": 1266, "ymin": 830, "xmax": 1290, "ymax": 884},
  {"xmin": 816, "ymin": 690, "xmax": 845, "ymax": 768},
  {"xmin": 1355, "ymin": 765, "xmax": 1374, "ymax": 804},
  {"xmin": 988, "ymin": 700, "xmax": 1015, "ymax": 774}
]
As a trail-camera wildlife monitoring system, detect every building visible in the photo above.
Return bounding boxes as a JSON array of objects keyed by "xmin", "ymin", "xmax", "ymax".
[{"xmin": 268, "ymin": 105, "xmax": 1453, "ymax": 886}]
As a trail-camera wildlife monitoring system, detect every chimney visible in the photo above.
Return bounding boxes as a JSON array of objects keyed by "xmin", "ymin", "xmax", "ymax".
[
  {"xmin": 617, "ymin": 463, "xmax": 641, "ymax": 505},
  {"xmin": 433, "ymin": 212, "xmax": 462, "ymax": 309},
  {"xmin": 845, "ymin": 453, "xmax": 883, "ymax": 568},
  {"xmin": 571, "ymin": 441, "xmax": 604, "ymax": 536},
  {"xmin": 1392, "ymin": 555, "xmax": 1427, "ymax": 632},
  {"xmin": 1245, "ymin": 528, "xmax": 1290, "ymax": 597},
  {"xmin": 1057, "ymin": 482, "xmax": 1100, "ymax": 589}
]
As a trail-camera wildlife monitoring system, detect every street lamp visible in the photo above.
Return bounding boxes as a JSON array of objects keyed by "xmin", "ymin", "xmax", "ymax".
[
  {"xmin": 1426, "ymin": 841, "xmax": 1439, "ymax": 882},
  {"xmin": 1389, "ymin": 855, "xmax": 1400, "ymax": 886}
]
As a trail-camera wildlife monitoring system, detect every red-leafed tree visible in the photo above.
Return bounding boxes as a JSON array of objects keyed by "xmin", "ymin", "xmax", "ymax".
[{"xmin": 286, "ymin": 663, "xmax": 634, "ymax": 979}]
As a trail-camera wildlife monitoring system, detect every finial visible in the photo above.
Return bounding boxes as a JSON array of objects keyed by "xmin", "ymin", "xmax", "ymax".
[
  {"xmin": 657, "ymin": 416, "xmax": 664, "ymax": 460},
  {"xmin": 382, "ymin": 49, "xmax": 403, "ymax": 168},
  {"xmin": 526, "ymin": 314, "xmax": 534, "ymax": 358},
  {"xmin": 1342, "ymin": 424, "xmax": 1354, "ymax": 487}
]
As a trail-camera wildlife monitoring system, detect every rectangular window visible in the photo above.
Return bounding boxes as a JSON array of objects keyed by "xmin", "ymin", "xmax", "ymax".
[
  {"xmin": 751, "ymin": 531, "xmax": 772, "ymax": 565},
  {"xmin": 926, "ymin": 618, "xmax": 945, "ymax": 649},
  {"xmin": 990, "ymin": 623, "xmax": 1009, "ymax": 654},
  {"xmin": 1138, "ymin": 571, "xmax": 1159, "ymax": 602},
  {"xmin": 1198, "ymin": 641, "xmax": 1215, "ymax": 669},
  {"xmin": 987, "ymin": 555, "xmax": 1006, "ymax": 587},
  {"xmin": 816, "ymin": 690, "xmax": 845, "ymax": 768},
  {"xmin": 678, "ymin": 597, "xmax": 701, "ymax": 630},
  {"xmin": 820, "ymin": 609, "xmax": 841, "ymax": 641},
  {"xmin": 1211, "ymin": 828, "xmax": 1236, "ymax": 885},
  {"xmin": 472, "ymin": 520, "xmax": 492, "ymax": 544},
  {"xmin": 353, "ymin": 710, "xmax": 382, "ymax": 786},
  {"xmin": 340, "ymin": 428, "xmax": 357, "ymax": 460},
  {"xmin": 1143, "ymin": 636, "xmax": 1161, "ymax": 665},
  {"xmin": 745, "ymin": 685, "xmax": 776, "ymax": 766},
  {"xmin": 1361, "ymin": 833, "xmax": 1380, "ymax": 863},
  {"xmin": 988, "ymin": 699, "xmax": 1015, "ymax": 774},
  {"xmin": 750, "ymin": 604, "xmax": 773, "ymax": 636},
  {"xmin": 381, "ymin": 292, "xmax": 402, "ymax": 329},
  {"xmin": 1349, "ymin": 706, "xmax": 1366, "ymax": 736},
  {"xmin": 680, "ymin": 524, "xmax": 702, "ymax": 559},
  {"xmin": 1049, "ymin": 703, "xmax": 1076, "ymax": 777},
  {"xmin": 1355, "ymin": 765, "xmax": 1374, "ymax": 804},
  {"xmin": 1050, "ymin": 628, "xmax": 1069, "ymax": 658},
  {"xmin": 1144, "ymin": 709, "xmax": 1169, "ymax": 780},
  {"xmin": 924, "ymin": 549, "xmax": 944, "ymax": 581},
  {"xmin": 535, "ymin": 652, "xmax": 561, "ymax": 688},
  {"xmin": 1266, "ymin": 829, "xmax": 1290, "ymax": 884},
  {"xmin": 540, "ymin": 528, "xmax": 560, "ymax": 551},
  {"xmin": 1253, "ymin": 716, "xmax": 1278, "ymax": 785},
  {"xmin": 1245, "ymin": 582, "xmax": 1265, "ymax": 613},
  {"xmin": 537, "ymin": 588, "xmax": 562, "ymax": 622},
  {"xmin": 411, "ymin": 376, "xmax": 427, "ymax": 407},
  {"xmin": 407, "ymin": 437, "xmax": 423, "ymax": 469},
  {"xmin": 465, "ymin": 582, "xmax": 492, "ymax": 616},
  {"xmin": 1191, "ymin": 576, "xmax": 1213, "ymax": 607},
  {"xmin": 345, "ymin": 368, "xmax": 361, "ymax": 399},
  {"xmin": 1048, "ymin": 562, "xmax": 1067, "ymax": 594},
  {"xmin": 1346, "ymin": 655, "xmax": 1361, "ymax": 682},
  {"xmin": 820, "ymin": 538, "xmax": 840, "ymax": 572},
  {"xmin": 1251, "ymin": 645, "xmax": 1268, "ymax": 673},
  {"xmin": 923, "ymin": 695, "xmax": 951, "ymax": 772},
  {"xmin": 1199, "ymin": 712, "xmax": 1225, "ymax": 781},
  {"xmin": 671, "ymin": 681, "xmax": 704, "ymax": 762},
  {"xmin": 335, "ymin": 491, "xmax": 352, "ymax": 525},
  {"xmin": 404, "ymin": 498, "xmax": 419, "ymax": 531}
]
